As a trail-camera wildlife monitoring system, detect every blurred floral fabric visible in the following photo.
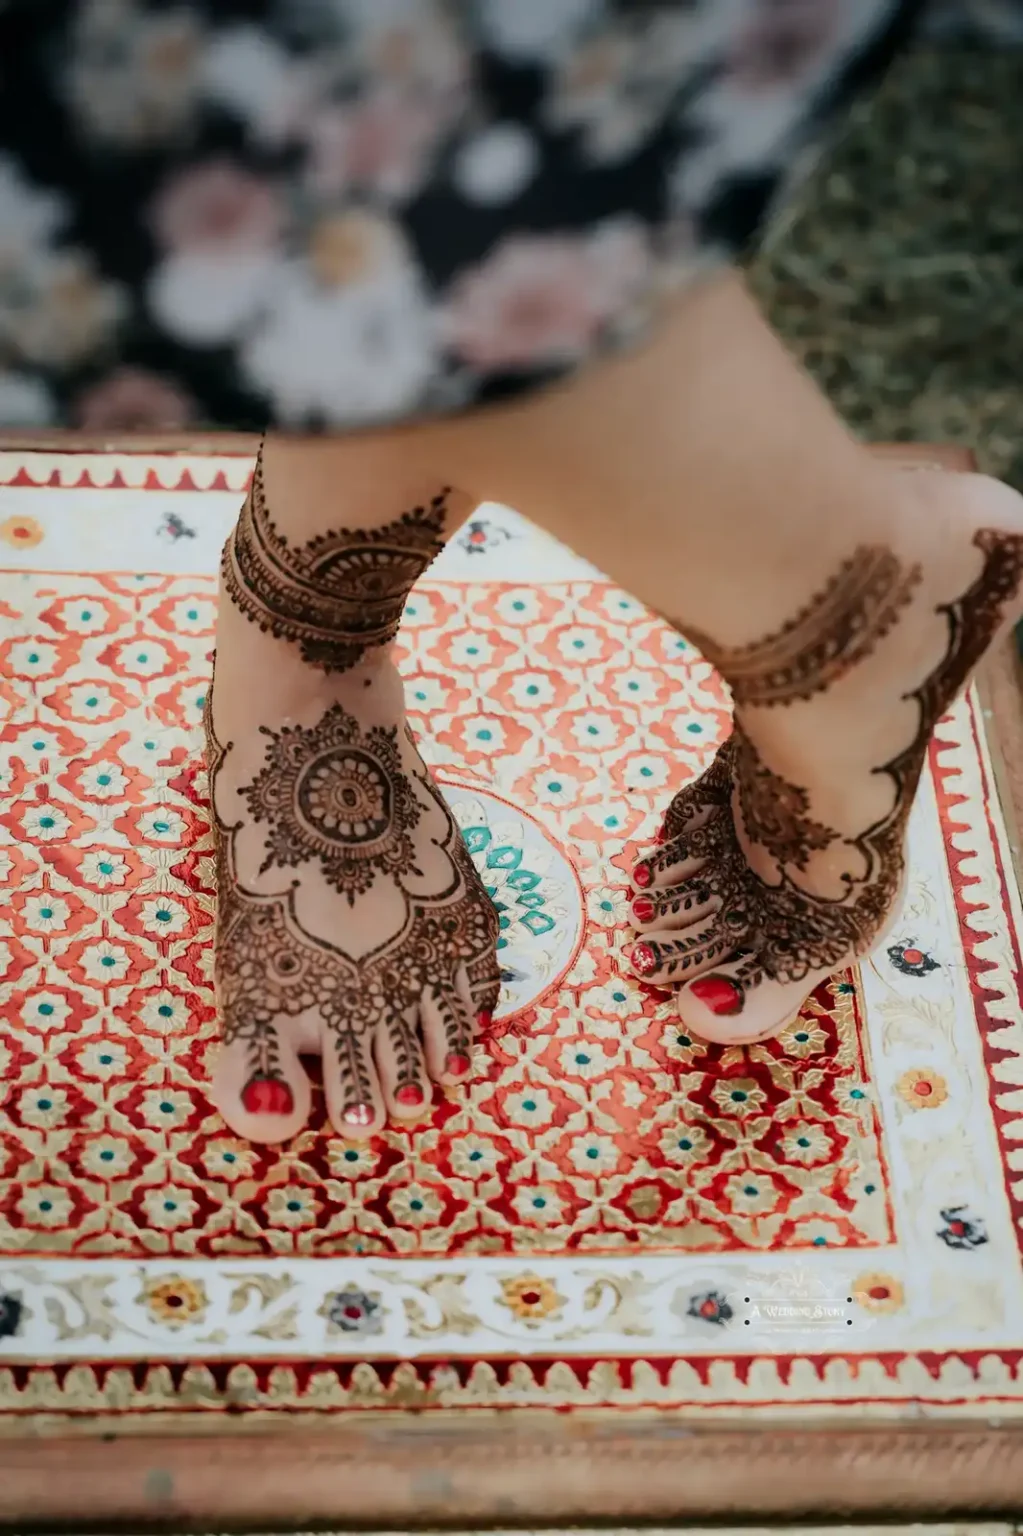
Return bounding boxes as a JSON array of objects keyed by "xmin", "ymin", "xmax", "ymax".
[{"xmin": 0, "ymin": 0, "xmax": 919, "ymax": 433}]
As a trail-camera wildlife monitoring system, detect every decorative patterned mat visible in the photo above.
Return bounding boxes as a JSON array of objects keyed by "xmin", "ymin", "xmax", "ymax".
[{"xmin": 0, "ymin": 449, "xmax": 1021, "ymax": 1420}]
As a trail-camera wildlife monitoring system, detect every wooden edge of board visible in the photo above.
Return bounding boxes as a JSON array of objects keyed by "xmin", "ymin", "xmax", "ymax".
[
  {"xmin": 4, "ymin": 1417, "xmax": 1023, "ymax": 1529},
  {"xmin": 2, "ymin": 439, "xmax": 1023, "ymax": 1531}
]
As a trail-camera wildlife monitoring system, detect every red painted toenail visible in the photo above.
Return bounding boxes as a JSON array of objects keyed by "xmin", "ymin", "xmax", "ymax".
[
  {"xmin": 690, "ymin": 974, "xmax": 744, "ymax": 1016},
  {"xmin": 476, "ymin": 1010, "xmax": 492, "ymax": 1030},
  {"xmin": 630, "ymin": 942, "xmax": 657, "ymax": 976},
  {"xmin": 446, "ymin": 1052, "xmax": 471, "ymax": 1078},
  {"xmin": 343, "ymin": 1103, "xmax": 374, "ymax": 1128},
  {"xmin": 395, "ymin": 1082, "xmax": 424, "ymax": 1107},
  {"xmin": 632, "ymin": 897, "xmax": 655, "ymax": 922},
  {"xmin": 633, "ymin": 861, "xmax": 652, "ymax": 888},
  {"xmin": 241, "ymin": 1076, "xmax": 293, "ymax": 1116}
]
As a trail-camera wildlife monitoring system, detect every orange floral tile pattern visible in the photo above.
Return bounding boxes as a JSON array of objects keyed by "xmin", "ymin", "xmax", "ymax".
[{"xmin": 0, "ymin": 574, "xmax": 893, "ymax": 1258}]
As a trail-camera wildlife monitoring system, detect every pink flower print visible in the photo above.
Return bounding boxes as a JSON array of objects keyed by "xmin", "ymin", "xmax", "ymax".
[
  {"xmin": 305, "ymin": 90, "xmax": 447, "ymax": 202},
  {"xmin": 442, "ymin": 224, "xmax": 650, "ymax": 372},
  {"xmin": 74, "ymin": 368, "xmax": 195, "ymax": 430},
  {"xmin": 728, "ymin": 0, "xmax": 844, "ymax": 92},
  {"xmin": 150, "ymin": 161, "xmax": 284, "ymax": 255}
]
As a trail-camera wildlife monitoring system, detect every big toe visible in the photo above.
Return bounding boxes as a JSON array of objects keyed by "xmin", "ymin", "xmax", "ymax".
[
  {"xmin": 677, "ymin": 954, "xmax": 828, "ymax": 1047},
  {"xmin": 212, "ymin": 1022, "xmax": 312, "ymax": 1145}
]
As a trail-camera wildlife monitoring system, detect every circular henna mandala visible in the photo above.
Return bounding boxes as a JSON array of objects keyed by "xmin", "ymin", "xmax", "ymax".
[{"xmin": 242, "ymin": 703, "xmax": 422, "ymax": 900}]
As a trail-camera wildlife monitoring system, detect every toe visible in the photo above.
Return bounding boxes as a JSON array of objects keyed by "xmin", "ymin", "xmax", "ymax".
[
  {"xmin": 631, "ymin": 874, "xmax": 719, "ymax": 932},
  {"xmin": 677, "ymin": 953, "xmax": 825, "ymax": 1046},
  {"xmin": 628, "ymin": 922, "xmax": 729, "ymax": 987},
  {"xmin": 633, "ymin": 808, "xmax": 731, "ymax": 891},
  {"xmin": 212, "ymin": 1017, "xmax": 312, "ymax": 1145},
  {"xmin": 421, "ymin": 971, "xmax": 477, "ymax": 1086},
  {"xmin": 375, "ymin": 1006, "xmax": 432, "ymax": 1121},
  {"xmin": 321, "ymin": 1018, "xmax": 386, "ymax": 1140}
]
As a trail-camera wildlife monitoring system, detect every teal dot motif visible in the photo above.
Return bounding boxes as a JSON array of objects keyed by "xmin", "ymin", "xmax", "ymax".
[
  {"xmin": 476, "ymin": 729, "xmax": 492, "ymax": 741},
  {"xmin": 97, "ymin": 862, "xmax": 114, "ymax": 876},
  {"xmin": 38, "ymin": 908, "xmax": 53, "ymax": 921},
  {"xmin": 512, "ymin": 600, "xmax": 526, "ymax": 611},
  {"xmin": 526, "ymin": 684, "xmax": 539, "ymax": 696},
  {"xmin": 96, "ymin": 774, "xmax": 111, "ymax": 787},
  {"xmin": 38, "ymin": 816, "xmax": 55, "ymax": 830},
  {"xmin": 100, "ymin": 955, "xmax": 117, "ymax": 968},
  {"xmin": 533, "ymin": 1196, "xmax": 546, "ymax": 1209},
  {"xmin": 100, "ymin": 1150, "xmax": 114, "ymax": 1162},
  {"xmin": 344, "ymin": 1149, "xmax": 359, "ymax": 1163},
  {"xmin": 586, "ymin": 1147, "xmax": 599, "ymax": 1159},
  {"xmin": 457, "ymin": 787, "xmax": 582, "ymax": 1015},
  {"xmin": 26, "ymin": 652, "xmax": 39, "ymax": 664},
  {"xmin": 158, "ymin": 1005, "xmax": 173, "ymax": 1018},
  {"xmin": 686, "ymin": 722, "xmax": 702, "ymax": 734},
  {"xmin": 640, "ymin": 766, "xmax": 653, "ymax": 778},
  {"xmin": 522, "ymin": 1100, "xmax": 537, "ymax": 1113},
  {"xmin": 38, "ymin": 1003, "xmax": 53, "ymax": 1016}
]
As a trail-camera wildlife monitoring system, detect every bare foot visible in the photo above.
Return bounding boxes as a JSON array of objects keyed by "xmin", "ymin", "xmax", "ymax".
[
  {"xmin": 205, "ymin": 451, "xmax": 499, "ymax": 1144},
  {"xmin": 627, "ymin": 469, "xmax": 1023, "ymax": 1045}
]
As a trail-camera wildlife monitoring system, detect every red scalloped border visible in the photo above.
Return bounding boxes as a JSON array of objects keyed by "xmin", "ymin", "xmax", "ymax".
[
  {"xmin": 0, "ymin": 457, "xmax": 252, "ymax": 493},
  {"xmin": 928, "ymin": 691, "xmax": 1023, "ymax": 1255}
]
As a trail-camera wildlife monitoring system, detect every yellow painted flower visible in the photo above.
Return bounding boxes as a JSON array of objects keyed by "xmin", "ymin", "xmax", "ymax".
[
  {"xmin": 0, "ymin": 515, "xmax": 44, "ymax": 549},
  {"xmin": 851, "ymin": 1272, "xmax": 904, "ymax": 1314},
  {"xmin": 500, "ymin": 1273, "xmax": 565, "ymax": 1322},
  {"xmin": 896, "ymin": 1069, "xmax": 948, "ymax": 1110},
  {"xmin": 140, "ymin": 1275, "xmax": 208, "ymax": 1326}
]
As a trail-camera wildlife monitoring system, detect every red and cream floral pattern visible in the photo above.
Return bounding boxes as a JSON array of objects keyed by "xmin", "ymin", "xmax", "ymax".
[{"xmin": 0, "ymin": 566, "xmax": 889, "ymax": 1259}]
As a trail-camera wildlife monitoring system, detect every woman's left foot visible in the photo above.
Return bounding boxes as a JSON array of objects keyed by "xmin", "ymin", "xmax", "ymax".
[{"xmin": 627, "ymin": 469, "xmax": 1023, "ymax": 1045}]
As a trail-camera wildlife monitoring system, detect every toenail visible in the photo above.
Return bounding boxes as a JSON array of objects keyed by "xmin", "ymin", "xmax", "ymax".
[
  {"xmin": 630, "ymin": 942, "xmax": 657, "ymax": 976},
  {"xmin": 395, "ymin": 1083, "xmax": 424, "ymax": 1107},
  {"xmin": 343, "ymin": 1103, "xmax": 374, "ymax": 1128},
  {"xmin": 476, "ymin": 1009, "xmax": 492, "ymax": 1030},
  {"xmin": 241, "ymin": 1076, "xmax": 293, "ymax": 1116},
  {"xmin": 690, "ymin": 974, "xmax": 744, "ymax": 1016},
  {"xmin": 446, "ymin": 1052, "xmax": 471, "ymax": 1078},
  {"xmin": 632, "ymin": 897, "xmax": 655, "ymax": 922},
  {"xmin": 632, "ymin": 861, "xmax": 652, "ymax": 888}
]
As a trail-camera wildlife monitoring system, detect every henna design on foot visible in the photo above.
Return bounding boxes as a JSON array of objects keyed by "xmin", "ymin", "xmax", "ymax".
[
  {"xmin": 241, "ymin": 704, "xmax": 423, "ymax": 902},
  {"xmin": 732, "ymin": 723, "xmax": 835, "ymax": 871},
  {"xmin": 640, "ymin": 528, "xmax": 1023, "ymax": 997},
  {"xmin": 677, "ymin": 545, "xmax": 922, "ymax": 708},
  {"xmin": 205, "ymin": 696, "xmax": 501, "ymax": 1129},
  {"xmin": 222, "ymin": 443, "xmax": 449, "ymax": 673}
]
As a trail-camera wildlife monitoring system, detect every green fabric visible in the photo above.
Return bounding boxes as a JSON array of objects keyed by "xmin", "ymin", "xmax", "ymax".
[{"xmin": 748, "ymin": 45, "xmax": 1023, "ymax": 491}]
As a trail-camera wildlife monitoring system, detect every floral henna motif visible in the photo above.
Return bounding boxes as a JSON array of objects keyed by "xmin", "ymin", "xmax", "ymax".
[
  {"xmin": 678, "ymin": 545, "xmax": 922, "ymax": 708},
  {"xmin": 637, "ymin": 528, "xmax": 1023, "ymax": 996},
  {"xmin": 241, "ymin": 704, "xmax": 423, "ymax": 902},
  {"xmin": 732, "ymin": 723, "xmax": 835, "ymax": 871},
  {"xmin": 222, "ymin": 442, "xmax": 449, "ymax": 673}
]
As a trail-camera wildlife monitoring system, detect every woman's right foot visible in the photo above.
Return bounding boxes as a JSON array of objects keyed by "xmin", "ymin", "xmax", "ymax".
[
  {"xmin": 205, "ymin": 446, "xmax": 501, "ymax": 1145},
  {"xmin": 627, "ymin": 469, "xmax": 1023, "ymax": 1045}
]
